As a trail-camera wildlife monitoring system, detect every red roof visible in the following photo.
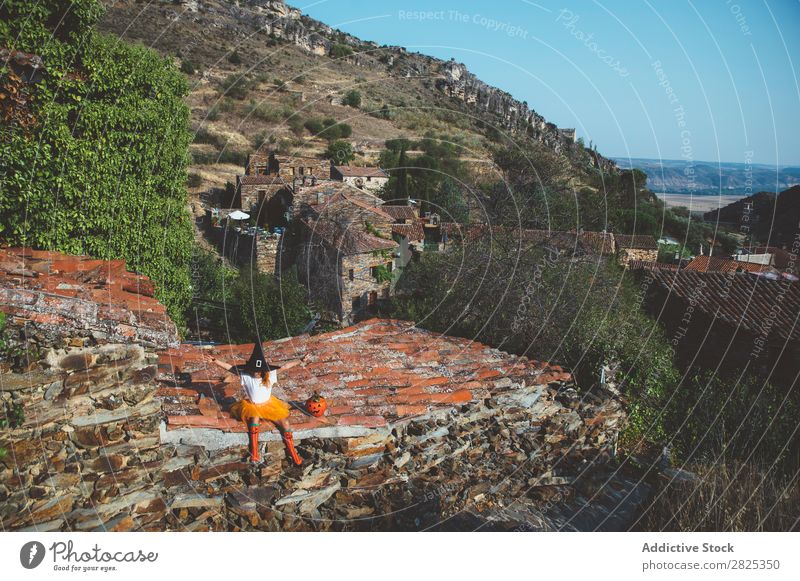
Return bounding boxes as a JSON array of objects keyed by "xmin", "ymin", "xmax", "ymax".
[
  {"xmin": 648, "ymin": 270, "xmax": 800, "ymax": 341},
  {"xmin": 381, "ymin": 205, "xmax": 418, "ymax": 222},
  {"xmin": 0, "ymin": 247, "xmax": 178, "ymax": 347},
  {"xmin": 158, "ymin": 319, "xmax": 572, "ymax": 434},
  {"xmin": 333, "ymin": 166, "xmax": 388, "ymax": 178},
  {"xmin": 392, "ymin": 222, "xmax": 425, "ymax": 241},
  {"xmin": 684, "ymin": 255, "xmax": 770, "ymax": 273}
]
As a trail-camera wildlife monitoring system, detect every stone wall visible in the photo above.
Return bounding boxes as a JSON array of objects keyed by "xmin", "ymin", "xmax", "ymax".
[
  {"xmin": 620, "ymin": 248, "xmax": 659, "ymax": 267},
  {"xmin": 0, "ymin": 343, "xmax": 164, "ymax": 531},
  {"xmin": 341, "ymin": 253, "xmax": 392, "ymax": 323}
]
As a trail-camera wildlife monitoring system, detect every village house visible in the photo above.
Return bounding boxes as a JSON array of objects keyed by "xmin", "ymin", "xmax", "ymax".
[
  {"xmin": 615, "ymin": 234, "xmax": 659, "ymax": 266},
  {"xmin": 296, "ymin": 216, "xmax": 398, "ymax": 323},
  {"xmin": 683, "ymin": 255, "xmax": 772, "ymax": 274},
  {"xmin": 330, "ymin": 164, "xmax": 389, "ymax": 194},
  {"xmin": 290, "ymin": 186, "xmax": 399, "ymax": 323}
]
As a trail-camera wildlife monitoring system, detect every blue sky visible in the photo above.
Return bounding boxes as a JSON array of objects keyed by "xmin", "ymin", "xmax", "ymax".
[{"xmin": 298, "ymin": 0, "xmax": 800, "ymax": 166}]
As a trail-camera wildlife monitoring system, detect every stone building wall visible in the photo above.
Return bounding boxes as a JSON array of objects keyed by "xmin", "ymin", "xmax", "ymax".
[
  {"xmin": 338, "ymin": 175, "xmax": 388, "ymax": 195},
  {"xmin": 341, "ymin": 253, "xmax": 393, "ymax": 323},
  {"xmin": 619, "ymin": 248, "xmax": 659, "ymax": 267}
]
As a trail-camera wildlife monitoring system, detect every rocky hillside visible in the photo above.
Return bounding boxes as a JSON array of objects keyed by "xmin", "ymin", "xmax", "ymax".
[{"xmin": 98, "ymin": 0, "xmax": 615, "ymax": 194}]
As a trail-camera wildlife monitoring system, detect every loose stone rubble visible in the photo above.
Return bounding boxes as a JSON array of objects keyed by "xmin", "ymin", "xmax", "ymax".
[{"xmin": 1, "ymin": 248, "xmax": 640, "ymax": 531}]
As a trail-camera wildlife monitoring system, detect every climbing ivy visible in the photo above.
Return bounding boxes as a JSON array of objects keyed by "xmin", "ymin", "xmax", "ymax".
[{"xmin": 0, "ymin": 1, "xmax": 194, "ymax": 326}]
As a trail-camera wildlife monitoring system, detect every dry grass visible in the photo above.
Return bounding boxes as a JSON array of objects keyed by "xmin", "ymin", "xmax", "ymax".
[{"xmin": 637, "ymin": 462, "xmax": 799, "ymax": 531}]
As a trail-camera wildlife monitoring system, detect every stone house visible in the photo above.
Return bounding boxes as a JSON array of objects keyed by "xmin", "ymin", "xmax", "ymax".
[
  {"xmin": 245, "ymin": 151, "xmax": 331, "ymax": 180},
  {"xmin": 330, "ymin": 165, "xmax": 389, "ymax": 194},
  {"xmin": 615, "ymin": 234, "xmax": 658, "ymax": 266},
  {"xmin": 296, "ymin": 217, "xmax": 398, "ymax": 323}
]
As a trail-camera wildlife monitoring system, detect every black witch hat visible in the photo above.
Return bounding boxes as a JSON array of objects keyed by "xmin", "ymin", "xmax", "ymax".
[{"xmin": 243, "ymin": 341, "xmax": 280, "ymax": 374}]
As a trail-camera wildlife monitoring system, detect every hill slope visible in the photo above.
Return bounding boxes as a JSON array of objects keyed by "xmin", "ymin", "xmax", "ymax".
[{"xmin": 98, "ymin": 0, "xmax": 615, "ymax": 189}]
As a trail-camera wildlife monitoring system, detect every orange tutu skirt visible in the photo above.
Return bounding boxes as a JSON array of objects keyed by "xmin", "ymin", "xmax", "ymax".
[{"xmin": 229, "ymin": 396, "xmax": 290, "ymax": 423}]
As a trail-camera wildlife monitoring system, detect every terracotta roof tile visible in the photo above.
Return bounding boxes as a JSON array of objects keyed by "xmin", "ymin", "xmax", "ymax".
[
  {"xmin": 333, "ymin": 166, "xmax": 388, "ymax": 178},
  {"xmin": 684, "ymin": 255, "xmax": 770, "ymax": 273},
  {"xmin": 381, "ymin": 205, "xmax": 418, "ymax": 222},
  {"xmin": 159, "ymin": 319, "xmax": 570, "ymax": 433},
  {"xmin": 392, "ymin": 222, "xmax": 424, "ymax": 241},
  {"xmin": 0, "ymin": 247, "xmax": 178, "ymax": 347}
]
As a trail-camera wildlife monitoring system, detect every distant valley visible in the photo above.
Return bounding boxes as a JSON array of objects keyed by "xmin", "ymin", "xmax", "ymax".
[{"xmin": 615, "ymin": 157, "xmax": 800, "ymax": 195}]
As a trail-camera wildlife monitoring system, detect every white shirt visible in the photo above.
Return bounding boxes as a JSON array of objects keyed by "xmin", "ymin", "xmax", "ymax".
[{"xmin": 240, "ymin": 370, "xmax": 277, "ymax": 404}]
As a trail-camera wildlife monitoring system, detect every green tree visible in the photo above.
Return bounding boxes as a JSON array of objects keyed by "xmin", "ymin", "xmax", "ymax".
[
  {"xmin": 428, "ymin": 178, "xmax": 469, "ymax": 223},
  {"xmin": 330, "ymin": 44, "xmax": 353, "ymax": 59},
  {"xmin": 326, "ymin": 140, "xmax": 354, "ymax": 165},
  {"xmin": 230, "ymin": 269, "xmax": 311, "ymax": 342}
]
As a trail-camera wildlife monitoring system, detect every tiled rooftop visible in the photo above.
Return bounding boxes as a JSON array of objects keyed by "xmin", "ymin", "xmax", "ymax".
[
  {"xmin": 648, "ymin": 270, "xmax": 800, "ymax": 341},
  {"xmin": 382, "ymin": 205, "xmax": 418, "ymax": 223},
  {"xmin": 333, "ymin": 165, "xmax": 388, "ymax": 178},
  {"xmin": 307, "ymin": 190, "xmax": 392, "ymax": 223},
  {"xmin": 158, "ymin": 318, "xmax": 571, "ymax": 436},
  {"xmin": 302, "ymin": 218, "xmax": 397, "ymax": 255},
  {"xmin": 0, "ymin": 247, "xmax": 178, "ymax": 347},
  {"xmin": 684, "ymin": 255, "xmax": 770, "ymax": 273},
  {"xmin": 391, "ymin": 222, "xmax": 425, "ymax": 241}
]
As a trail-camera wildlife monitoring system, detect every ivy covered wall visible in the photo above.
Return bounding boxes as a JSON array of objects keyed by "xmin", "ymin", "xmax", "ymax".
[{"xmin": 0, "ymin": 0, "xmax": 193, "ymax": 326}]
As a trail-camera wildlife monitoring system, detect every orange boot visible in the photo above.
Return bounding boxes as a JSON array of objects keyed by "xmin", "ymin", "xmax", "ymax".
[
  {"xmin": 248, "ymin": 421, "xmax": 260, "ymax": 463},
  {"xmin": 282, "ymin": 430, "xmax": 302, "ymax": 466}
]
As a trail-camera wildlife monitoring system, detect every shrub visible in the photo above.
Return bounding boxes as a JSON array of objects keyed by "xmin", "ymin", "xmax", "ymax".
[
  {"xmin": 636, "ymin": 462, "xmax": 800, "ymax": 531},
  {"xmin": 247, "ymin": 101, "xmax": 291, "ymax": 123},
  {"xmin": 343, "ymin": 89, "xmax": 361, "ymax": 108},
  {"xmin": 188, "ymin": 173, "xmax": 203, "ymax": 188},
  {"xmin": 325, "ymin": 140, "xmax": 354, "ymax": 165},
  {"xmin": 228, "ymin": 269, "xmax": 312, "ymax": 342},
  {"xmin": 330, "ymin": 44, "xmax": 353, "ymax": 59},
  {"xmin": 220, "ymin": 74, "xmax": 250, "ymax": 99},
  {"xmin": 287, "ymin": 115, "xmax": 306, "ymax": 136},
  {"xmin": 304, "ymin": 117, "xmax": 352, "ymax": 141},
  {"xmin": 227, "ymin": 51, "xmax": 242, "ymax": 65},
  {"xmin": 180, "ymin": 59, "xmax": 197, "ymax": 74}
]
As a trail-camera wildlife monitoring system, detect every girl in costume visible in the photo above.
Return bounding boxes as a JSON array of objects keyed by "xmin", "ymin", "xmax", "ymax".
[{"xmin": 207, "ymin": 342, "xmax": 303, "ymax": 465}]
